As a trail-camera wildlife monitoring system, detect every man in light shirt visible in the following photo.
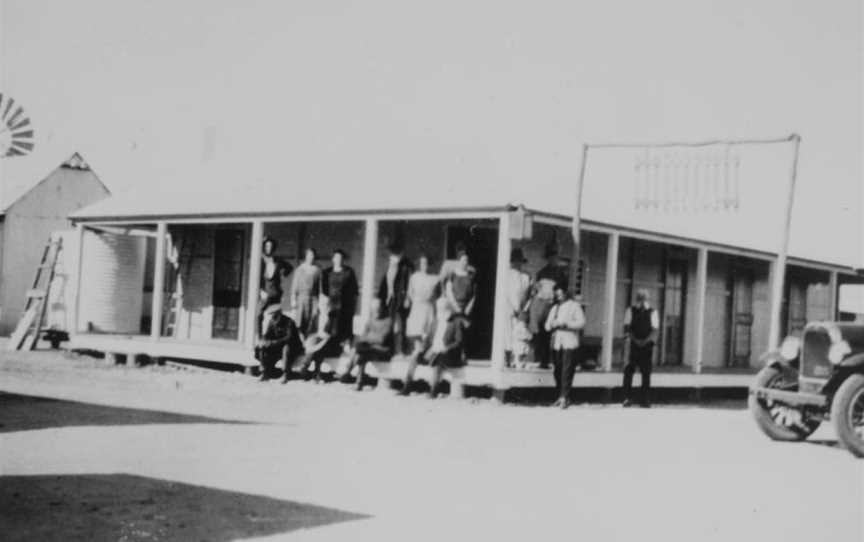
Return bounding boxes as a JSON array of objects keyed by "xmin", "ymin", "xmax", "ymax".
[
  {"xmin": 544, "ymin": 284, "xmax": 586, "ymax": 409},
  {"xmin": 622, "ymin": 289, "xmax": 660, "ymax": 407}
]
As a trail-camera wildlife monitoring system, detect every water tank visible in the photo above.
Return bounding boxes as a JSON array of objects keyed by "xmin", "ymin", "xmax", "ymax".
[{"xmin": 79, "ymin": 230, "xmax": 147, "ymax": 333}]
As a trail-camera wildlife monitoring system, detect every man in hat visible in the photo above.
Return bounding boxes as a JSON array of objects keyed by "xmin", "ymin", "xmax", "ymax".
[
  {"xmin": 545, "ymin": 283, "xmax": 586, "ymax": 408},
  {"xmin": 254, "ymin": 299, "xmax": 304, "ymax": 383},
  {"xmin": 622, "ymin": 288, "xmax": 660, "ymax": 407},
  {"xmin": 528, "ymin": 244, "xmax": 568, "ymax": 368},
  {"xmin": 504, "ymin": 247, "xmax": 532, "ymax": 367}
]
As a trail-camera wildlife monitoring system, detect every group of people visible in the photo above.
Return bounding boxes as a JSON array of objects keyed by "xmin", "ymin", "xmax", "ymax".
[
  {"xmin": 503, "ymin": 245, "xmax": 588, "ymax": 408},
  {"xmin": 504, "ymin": 244, "xmax": 659, "ymax": 408},
  {"xmin": 253, "ymin": 237, "xmax": 478, "ymax": 399},
  {"xmin": 254, "ymin": 236, "xmax": 659, "ymax": 408}
]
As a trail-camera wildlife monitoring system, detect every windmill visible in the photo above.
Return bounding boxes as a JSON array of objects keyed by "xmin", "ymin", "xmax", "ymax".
[{"xmin": 0, "ymin": 94, "xmax": 35, "ymax": 158}]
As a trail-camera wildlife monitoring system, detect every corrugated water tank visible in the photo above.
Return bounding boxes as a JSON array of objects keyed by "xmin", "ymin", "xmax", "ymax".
[{"xmin": 79, "ymin": 230, "xmax": 147, "ymax": 333}]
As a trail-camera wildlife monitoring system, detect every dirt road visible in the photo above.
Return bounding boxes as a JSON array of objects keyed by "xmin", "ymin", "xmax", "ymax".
[{"xmin": 1, "ymin": 350, "xmax": 861, "ymax": 541}]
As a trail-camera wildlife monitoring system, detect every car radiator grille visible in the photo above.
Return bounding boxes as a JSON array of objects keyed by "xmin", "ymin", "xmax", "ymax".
[{"xmin": 801, "ymin": 328, "xmax": 832, "ymax": 379}]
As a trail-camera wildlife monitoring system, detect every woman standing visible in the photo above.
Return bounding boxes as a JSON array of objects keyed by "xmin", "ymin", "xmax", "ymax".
[
  {"xmin": 290, "ymin": 247, "xmax": 322, "ymax": 337},
  {"xmin": 322, "ymin": 249, "xmax": 359, "ymax": 346},
  {"xmin": 399, "ymin": 253, "xmax": 440, "ymax": 394},
  {"xmin": 444, "ymin": 246, "xmax": 476, "ymax": 317}
]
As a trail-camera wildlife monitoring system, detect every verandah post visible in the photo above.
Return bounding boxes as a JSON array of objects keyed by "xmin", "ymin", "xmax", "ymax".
[
  {"xmin": 693, "ymin": 247, "xmax": 709, "ymax": 373},
  {"xmin": 359, "ymin": 218, "xmax": 379, "ymax": 331},
  {"xmin": 244, "ymin": 220, "xmax": 264, "ymax": 348},
  {"xmin": 490, "ymin": 212, "xmax": 512, "ymax": 372},
  {"xmin": 600, "ymin": 231, "xmax": 620, "ymax": 372},
  {"xmin": 150, "ymin": 222, "xmax": 167, "ymax": 340}
]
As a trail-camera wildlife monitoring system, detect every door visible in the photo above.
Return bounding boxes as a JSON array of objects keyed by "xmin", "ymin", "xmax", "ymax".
[
  {"xmin": 660, "ymin": 257, "xmax": 687, "ymax": 366},
  {"xmin": 729, "ymin": 263, "xmax": 754, "ymax": 367},
  {"xmin": 445, "ymin": 224, "xmax": 498, "ymax": 360},
  {"xmin": 211, "ymin": 229, "xmax": 245, "ymax": 340}
]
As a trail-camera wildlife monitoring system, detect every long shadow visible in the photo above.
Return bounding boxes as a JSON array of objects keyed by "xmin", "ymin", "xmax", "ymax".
[
  {"xmin": 0, "ymin": 474, "xmax": 369, "ymax": 541},
  {"xmin": 0, "ymin": 393, "xmax": 255, "ymax": 433}
]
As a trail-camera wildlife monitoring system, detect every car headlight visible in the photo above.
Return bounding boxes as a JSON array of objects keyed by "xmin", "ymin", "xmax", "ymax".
[
  {"xmin": 779, "ymin": 336, "xmax": 801, "ymax": 361},
  {"xmin": 828, "ymin": 340, "xmax": 851, "ymax": 364}
]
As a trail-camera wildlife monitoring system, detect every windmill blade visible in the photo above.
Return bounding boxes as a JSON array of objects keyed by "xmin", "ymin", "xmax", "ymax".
[
  {"xmin": 12, "ymin": 129, "xmax": 33, "ymax": 140},
  {"xmin": 10, "ymin": 117, "xmax": 30, "ymax": 131},
  {"xmin": 11, "ymin": 140, "xmax": 34, "ymax": 152},
  {"xmin": 2, "ymin": 98, "xmax": 13, "ymax": 121},
  {"xmin": 6, "ymin": 147, "xmax": 26, "ymax": 157},
  {"xmin": 7, "ymin": 106, "xmax": 23, "ymax": 126}
]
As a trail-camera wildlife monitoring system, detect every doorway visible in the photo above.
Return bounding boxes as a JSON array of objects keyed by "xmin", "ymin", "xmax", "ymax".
[
  {"xmin": 211, "ymin": 229, "xmax": 246, "ymax": 340},
  {"xmin": 445, "ymin": 223, "xmax": 498, "ymax": 359},
  {"xmin": 660, "ymin": 256, "xmax": 688, "ymax": 366},
  {"xmin": 728, "ymin": 262, "xmax": 755, "ymax": 367}
]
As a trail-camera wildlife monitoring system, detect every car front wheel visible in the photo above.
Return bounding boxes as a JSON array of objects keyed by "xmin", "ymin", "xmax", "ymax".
[
  {"xmin": 831, "ymin": 373, "xmax": 864, "ymax": 458},
  {"xmin": 749, "ymin": 366, "xmax": 820, "ymax": 441}
]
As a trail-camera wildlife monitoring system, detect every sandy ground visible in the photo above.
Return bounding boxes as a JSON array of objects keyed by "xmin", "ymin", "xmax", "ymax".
[{"xmin": 1, "ymin": 349, "xmax": 862, "ymax": 542}]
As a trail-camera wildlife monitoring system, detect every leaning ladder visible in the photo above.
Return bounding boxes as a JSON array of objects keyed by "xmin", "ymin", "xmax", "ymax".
[
  {"xmin": 162, "ymin": 234, "xmax": 194, "ymax": 337},
  {"xmin": 8, "ymin": 235, "xmax": 63, "ymax": 351}
]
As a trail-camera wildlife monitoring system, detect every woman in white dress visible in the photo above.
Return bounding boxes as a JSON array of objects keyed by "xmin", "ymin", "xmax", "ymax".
[
  {"xmin": 399, "ymin": 253, "xmax": 441, "ymax": 394},
  {"xmin": 405, "ymin": 254, "xmax": 440, "ymax": 346}
]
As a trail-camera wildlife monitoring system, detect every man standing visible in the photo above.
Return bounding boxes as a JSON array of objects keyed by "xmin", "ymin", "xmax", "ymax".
[
  {"xmin": 259, "ymin": 237, "xmax": 293, "ymax": 314},
  {"xmin": 528, "ymin": 244, "xmax": 568, "ymax": 368},
  {"xmin": 254, "ymin": 299, "xmax": 304, "ymax": 383},
  {"xmin": 545, "ymin": 284, "xmax": 586, "ymax": 409},
  {"xmin": 377, "ymin": 243, "xmax": 414, "ymax": 356},
  {"xmin": 622, "ymin": 289, "xmax": 660, "ymax": 407}
]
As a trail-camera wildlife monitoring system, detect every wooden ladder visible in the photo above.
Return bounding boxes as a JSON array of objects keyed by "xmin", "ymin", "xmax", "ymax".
[
  {"xmin": 162, "ymin": 234, "xmax": 194, "ymax": 337},
  {"xmin": 8, "ymin": 235, "xmax": 63, "ymax": 351}
]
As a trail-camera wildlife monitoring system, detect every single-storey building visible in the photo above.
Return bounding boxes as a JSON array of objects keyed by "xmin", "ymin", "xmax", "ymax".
[
  {"xmin": 64, "ymin": 168, "xmax": 863, "ymax": 396},
  {"xmin": 0, "ymin": 152, "xmax": 110, "ymax": 335}
]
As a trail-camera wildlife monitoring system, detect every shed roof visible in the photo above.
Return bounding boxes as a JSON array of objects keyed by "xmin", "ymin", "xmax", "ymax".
[{"xmin": 0, "ymin": 147, "xmax": 98, "ymax": 212}]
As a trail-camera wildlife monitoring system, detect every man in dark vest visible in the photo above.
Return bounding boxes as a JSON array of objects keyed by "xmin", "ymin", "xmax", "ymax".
[{"xmin": 622, "ymin": 289, "xmax": 659, "ymax": 407}]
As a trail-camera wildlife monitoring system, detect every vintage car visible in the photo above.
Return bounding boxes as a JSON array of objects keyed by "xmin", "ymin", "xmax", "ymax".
[{"xmin": 749, "ymin": 321, "xmax": 864, "ymax": 457}]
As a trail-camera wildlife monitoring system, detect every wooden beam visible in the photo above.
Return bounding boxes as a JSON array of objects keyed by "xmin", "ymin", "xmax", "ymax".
[
  {"xmin": 490, "ymin": 212, "xmax": 512, "ymax": 371},
  {"xmin": 150, "ymin": 222, "xmax": 167, "ymax": 340},
  {"xmin": 244, "ymin": 221, "xmax": 264, "ymax": 348},
  {"xmin": 693, "ymin": 247, "xmax": 709, "ymax": 373},
  {"xmin": 767, "ymin": 135, "xmax": 801, "ymax": 350},
  {"xmin": 600, "ymin": 232, "xmax": 620, "ymax": 372},
  {"xmin": 359, "ymin": 218, "xmax": 379, "ymax": 329}
]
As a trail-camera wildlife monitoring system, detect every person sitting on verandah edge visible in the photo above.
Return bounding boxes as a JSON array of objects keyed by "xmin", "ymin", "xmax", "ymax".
[
  {"xmin": 299, "ymin": 296, "xmax": 342, "ymax": 382},
  {"xmin": 426, "ymin": 297, "xmax": 470, "ymax": 399},
  {"xmin": 254, "ymin": 298, "xmax": 304, "ymax": 383},
  {"xmin": 344, "ymin": 299, "xmax": 393, "ymax": 391}
]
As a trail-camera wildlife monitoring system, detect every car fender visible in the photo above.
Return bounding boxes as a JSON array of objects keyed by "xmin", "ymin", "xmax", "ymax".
[{"xmin": 837, "ymin": 352, "xmax": 864, "ymax": 370}]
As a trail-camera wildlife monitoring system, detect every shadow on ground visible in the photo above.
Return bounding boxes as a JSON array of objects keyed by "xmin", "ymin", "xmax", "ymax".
[
  {"xmin": 0, "ymin": 393, "xmax": 254, "ymax": 433},
  {"xmin": 503, "ymin": 387, "xmax": 748, "ymax": 409},
  {"xmin": 0, "ymin": 474, "xmax": 369, "ymax": 541}
]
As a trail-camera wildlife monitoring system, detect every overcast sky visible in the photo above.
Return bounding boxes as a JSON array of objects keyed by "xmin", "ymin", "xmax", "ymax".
[{"xmin": 0, "ymin": 0, "xmax": 860, "ymax": 266}]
